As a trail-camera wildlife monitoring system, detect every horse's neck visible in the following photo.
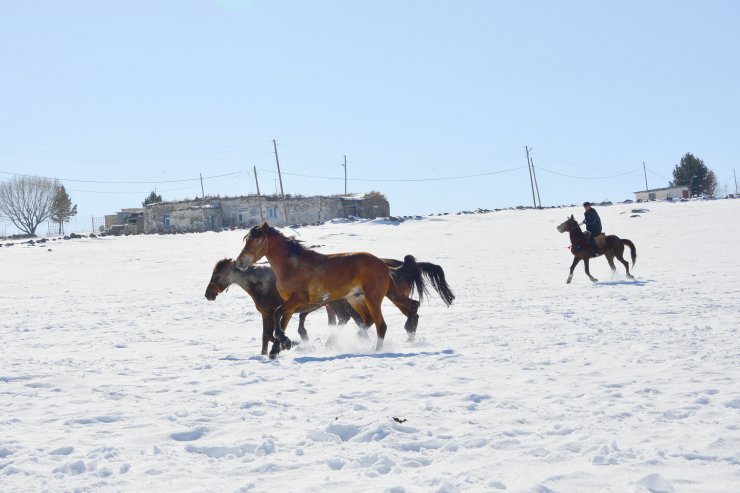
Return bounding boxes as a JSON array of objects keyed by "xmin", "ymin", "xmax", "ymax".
[
  {"xmin": 228, "ymin": 268, "xmax": 255, "ymax": 294},
  {"xmin": 230, "ymin": 266, "xmax": 274, "ymax": 296},
  {"xmin": 265, "ymin": 235, "xmax": 319, "ymax": 279},
  {"xmin": 569, "ymin": 228, "xmax": 586, "ymax": 243}
]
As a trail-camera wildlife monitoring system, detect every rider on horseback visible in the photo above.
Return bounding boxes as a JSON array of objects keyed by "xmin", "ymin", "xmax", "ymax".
[{"xmin": 580, "ymin": 202, "xmax": 602, "ymax": 255}]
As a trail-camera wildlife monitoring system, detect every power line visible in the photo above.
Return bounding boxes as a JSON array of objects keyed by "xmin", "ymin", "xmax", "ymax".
[
  {"xmin": 646, "ymin": 167, "xmax": 673, "ymax": 182},
  {"xmin": 536, "ymin": 166, "xmax": 641, "ymax": 180},
  {"xmin": 0, "ymin": 169, "xmax": 248, "ymax": 185},
  {"xmin": 254, "ymin": 166, "xmax": 527, "ymax": 182}
]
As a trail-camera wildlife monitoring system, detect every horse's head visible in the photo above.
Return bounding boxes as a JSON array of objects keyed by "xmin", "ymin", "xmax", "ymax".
[
  {"xmin": 235, "ymin": 223, "xmax": 270, "ymax": 270},
  {"xmin": 205, "ymin": 258, "xmax": 234, "ymax": 300},
  {"xmin": 556, "ymin": 215, "xmax": 579, "ymax": 233}
]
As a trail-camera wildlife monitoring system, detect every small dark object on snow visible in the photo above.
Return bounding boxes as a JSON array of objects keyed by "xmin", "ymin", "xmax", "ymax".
[{"xmin": 392, "ymin": 417, "xmax": 407, "ymax": 424}]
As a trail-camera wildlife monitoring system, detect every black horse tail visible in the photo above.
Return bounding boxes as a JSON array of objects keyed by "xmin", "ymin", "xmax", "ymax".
[
  {"xmin": 622, "ymin": 239, "xmax": 637, "ymax": 267},
  {"xmin": 390, "ymin": 255, "xmax": 427, "ymax": 303},
  {"xmin": 417, "ymin": 261, "xmax": 455, "ymax": 306}
]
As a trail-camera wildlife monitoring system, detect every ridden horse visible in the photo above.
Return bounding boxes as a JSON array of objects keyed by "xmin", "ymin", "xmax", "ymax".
[
  {"xmin": 205, "ymin": 256, "xmax": 454, "ymax": 355},
  {"xmin": 235, "ymin": 223, "xmax": 429, "ymax": 358},
  {"xmin": 556, "ymin": 215, "xmax": 637, "ymax": 283}
]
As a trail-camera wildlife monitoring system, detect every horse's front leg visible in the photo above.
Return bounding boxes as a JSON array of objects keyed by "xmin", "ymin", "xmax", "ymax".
[
  {"xmin": 259, "ymin": 314, "xmax": 275, "ymax": 355},
  {"xmin": 567, "ymin": 256, "xmax": 580, "ymax": 284},
  {"xmin": 269, "ymin": 296, "xmax": 302, "ymax": 359},
  {"xmin": 583, "ymin": 258, "xmax": 598, "ymax": 283}
]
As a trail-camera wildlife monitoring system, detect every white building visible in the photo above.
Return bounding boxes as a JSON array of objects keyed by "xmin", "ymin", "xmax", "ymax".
[{"xmin": 634, "ymin": 186, "xmax": 689, "ymax": 202}]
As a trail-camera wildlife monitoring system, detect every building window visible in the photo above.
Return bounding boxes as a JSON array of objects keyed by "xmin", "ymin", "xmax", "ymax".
[
  {"xmin": 267, "ymin": 207, "xmax": 278, "ymax": 219},
  {"xmin": 237, "ymin": 209, "xmax": 247, "ymax": 222},
  {"xmin": 164, "ymin": 214, "xmax": 171, "ymax": 227}
]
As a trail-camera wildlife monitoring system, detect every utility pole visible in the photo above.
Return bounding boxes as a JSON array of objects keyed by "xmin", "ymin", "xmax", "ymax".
[
  {"xmin": 344, "ymin": 155, "xmax": 348, "ymax": 194},
  {"xmin": 254, "ymin": 165, "xmax": 264, "ymax": 222},
  {"xmin": 734, "ymin": 168, "xmax": 738, "ymax": 195},
  {"xmin": 643, "ymin": 161, "xmax": 649, "ymax": 192},
  {"xmin": 272, "ymin": 139, "xmax": 289, "ymax": 224},
  {"xmin": 524, "ymin": 146, "xmax": 537, "ymax": 208},
  {"xmin": 200, "ymin": 173, "xmax": 205, "ymax": 199},
  {"xmin": 529, "ymin": 155, "xmax": 542, "ymax": 208}
]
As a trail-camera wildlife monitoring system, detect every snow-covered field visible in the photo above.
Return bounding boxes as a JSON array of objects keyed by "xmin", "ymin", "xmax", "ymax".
[{"xmin": 1, "ymin": 199, "xmax": 739, "ymax": 492}]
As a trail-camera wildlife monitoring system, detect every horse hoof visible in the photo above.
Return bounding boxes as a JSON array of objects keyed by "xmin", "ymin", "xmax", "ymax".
[
  {"xmin": 280, "ymin": 337, "xmax": 292, "ymax": 351},
  {"xmin": 298, "ymin": 331, "xmax": 309, "ymax": 342},
  {"xmin": 269, "ymin": 341, "xmax": 281, "ymax": 358}
]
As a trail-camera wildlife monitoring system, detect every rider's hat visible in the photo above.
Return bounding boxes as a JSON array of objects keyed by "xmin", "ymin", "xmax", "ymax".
[{"xmin": 583, "ymin": 201, "xmax": 592, "ymax": 207}]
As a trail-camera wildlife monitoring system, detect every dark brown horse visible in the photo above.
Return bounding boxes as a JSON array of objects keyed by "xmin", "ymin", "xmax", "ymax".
[
  {"xmin": 556, "ymin": 215, "xmax": 637, "ymax": 283},
  {"xmin": 205, "ymin": 255, "xmax": 454, "ymax": 355},
  {"xmin": 235, "ymin": 223, "xmax": 438, "ymax": 358}
]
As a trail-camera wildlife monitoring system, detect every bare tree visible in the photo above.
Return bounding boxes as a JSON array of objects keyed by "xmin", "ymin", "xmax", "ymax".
[{"xmin": 0, "ymin": 175, "xmax": 60, "ymax": 236}]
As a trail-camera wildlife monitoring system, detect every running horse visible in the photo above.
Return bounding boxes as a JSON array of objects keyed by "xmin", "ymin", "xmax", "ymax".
[
  {"xmin": 235, "ymin": 223, "xmax": 428, "ymax": 358},
  {"xmin": 205, "ymin": 255, "xmax": 454, "ymax": 355},
  {"xmin": 556, "ymin": 215, "xmax": 637, "ymax": 283},
  {"xmin": 205, "ymin": 259, "xmax": 363, "ymax": 355}
]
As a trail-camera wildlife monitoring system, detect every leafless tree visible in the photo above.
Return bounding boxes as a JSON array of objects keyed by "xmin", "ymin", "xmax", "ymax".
[{"xmin": 0, "ymin": 175, "xmax": 60, "ymax": 236}]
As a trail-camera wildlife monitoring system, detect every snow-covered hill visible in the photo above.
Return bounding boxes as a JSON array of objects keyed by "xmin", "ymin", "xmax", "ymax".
[{"xmin": 2, "ymin": 199, "xmax": 738, "ymax": 492}]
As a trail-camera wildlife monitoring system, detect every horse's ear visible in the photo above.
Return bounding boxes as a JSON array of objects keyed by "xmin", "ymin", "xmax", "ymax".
[
  {"xmin": 570, "ymin": 214, "xmax": 574, "ymax": 220},
  {"xmin": 259, "ymin": 222, "xmax": 269, "ymax": 231}
]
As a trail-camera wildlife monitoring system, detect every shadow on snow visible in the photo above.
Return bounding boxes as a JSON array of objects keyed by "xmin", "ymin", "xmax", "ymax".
[
  {"xmin": 294, "ymin": 349, "xmax": 455, "ymax": 364},
  {"xmin": 594, "ymin": 278, "xmax": 655, "ymax": 287}
]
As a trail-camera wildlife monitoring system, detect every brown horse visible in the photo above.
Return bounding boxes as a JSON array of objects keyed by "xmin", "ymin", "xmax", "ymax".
[
  {"xmin": 235, "ymin": 223, "xmax": 431, "ymax": 358},
  {"xmin": 205, "ymin": 256, "xmax": 454, "ymax": 355},
  {"xmin": 205, "ymin": 259, "xmax": 361, "ymax": 355},
  {"xmin": 556, "ymin": 215, "xmax": 637, "ymax": 283}
]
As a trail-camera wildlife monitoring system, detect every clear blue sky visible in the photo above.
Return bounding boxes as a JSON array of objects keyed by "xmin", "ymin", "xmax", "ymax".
[{"xmin": 1, "ymin": 0, "xmax": 738, "ymax": 229}]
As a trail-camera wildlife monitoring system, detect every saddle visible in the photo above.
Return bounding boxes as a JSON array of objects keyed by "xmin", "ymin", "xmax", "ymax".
[{"xmin": 573, "ymin": 232, "xmax": 606, "ymax": 257}]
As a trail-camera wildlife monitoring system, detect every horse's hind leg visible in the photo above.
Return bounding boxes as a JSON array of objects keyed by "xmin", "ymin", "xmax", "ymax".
[
  {"xmin": 363, "ymin": 289, "xmax": 388, "ymax": 351},
  {"xmin": 297, "ymin": 312, "xmax": 309, "ymax": 342},
  {"xmin": 606, "ymin": 253, "xmax": 617, "ymax": 278},
  {"xmin": 389, "ymin": 294, "xmax": 419, "ymax": 341},
  {"xmin": 615, "ymin": 252, "xmax": 634, "ymax": 279},
  {"xmin": 346, "ymin": 297, "xmax": 372, "ymax": 340}
]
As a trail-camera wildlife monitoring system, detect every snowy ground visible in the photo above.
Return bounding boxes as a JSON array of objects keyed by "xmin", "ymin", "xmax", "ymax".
[{"xmin": 1, "ymin": 199, "xmax": 739, "ymax": 492}]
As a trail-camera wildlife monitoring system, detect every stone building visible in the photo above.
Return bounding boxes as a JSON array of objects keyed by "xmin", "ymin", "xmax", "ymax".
[{"xmin": 141, "ymin": 192, "xmax": 390, "ymax": 234}]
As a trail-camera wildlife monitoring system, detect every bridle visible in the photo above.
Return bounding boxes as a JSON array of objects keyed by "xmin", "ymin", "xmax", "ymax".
[{"xmin": 242, "ymin": 232, "xmax": 267, "ymax": 259}]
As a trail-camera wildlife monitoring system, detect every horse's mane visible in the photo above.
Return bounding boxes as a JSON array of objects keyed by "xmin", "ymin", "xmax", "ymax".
[
  {"xmin": 263, "ymin": 225, "xmax": 308, "ymax": 256},
  {"xmin": 214, "ymin": 258, "xmax": 233, "ymax": 270}
]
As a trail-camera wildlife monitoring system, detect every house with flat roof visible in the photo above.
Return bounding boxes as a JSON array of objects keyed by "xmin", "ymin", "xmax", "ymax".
[{"xmin": 634, "ymin": 186, "xmax": 689, "ymax": 202}]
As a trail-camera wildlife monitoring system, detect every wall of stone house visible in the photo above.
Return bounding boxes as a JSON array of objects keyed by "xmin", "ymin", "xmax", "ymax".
[
  {"xmin": 144, "ymin": 200, "xmax": 222, "ymax": 233},
  {"xmin": 359, "ymin": 195, "xmax": 390, "ymax": 217},
  {"xmin": 143, "ymin": 194, "xmax": 381, "ymax": 233},
  {"xmin": 284, "ymin": 196, "xmax": 344, "ymax": 225},
  {"xmin": 219, "ymin": 195, "xmax": 344, "ymax": 227}
]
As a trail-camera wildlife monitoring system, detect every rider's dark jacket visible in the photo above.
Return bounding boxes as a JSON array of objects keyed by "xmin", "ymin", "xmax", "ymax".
[{"xmin": 584, "ymin": 208, "xmax": 602, "ymax": 236}]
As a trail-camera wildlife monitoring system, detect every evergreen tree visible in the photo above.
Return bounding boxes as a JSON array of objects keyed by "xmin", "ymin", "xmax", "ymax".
[
  {"xmin": 670, "ymin": 153, "xmax": 716, "ymax": 197},
  {"xmin": 50, "ymin": 185, "xmax": 77, "ymax": 235},
  {"xmin": 143, "ymin": 190, "xmax": 163, "ymax": 206},
  {"xmin": 703, "ymin": 170, "xmax": 718, "ymax": 197}
]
